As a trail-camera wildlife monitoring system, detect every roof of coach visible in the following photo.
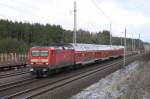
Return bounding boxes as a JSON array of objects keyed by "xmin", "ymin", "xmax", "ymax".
[
  {"xmin": 31, "ymin": 43, "xmax": 124, "ymax": 51},
  {"xmin": 70, "ymin": 43, "xmax": 124, "ymax": 51},
  {"xmin": 31, "ymin": 43, "xmax": 73, "ymax": 50}
]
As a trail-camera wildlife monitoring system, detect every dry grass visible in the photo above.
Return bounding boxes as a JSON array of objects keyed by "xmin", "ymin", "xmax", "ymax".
[{"xmin": 119, "ymin": 54, "xmax": 150, "ymax": 99}]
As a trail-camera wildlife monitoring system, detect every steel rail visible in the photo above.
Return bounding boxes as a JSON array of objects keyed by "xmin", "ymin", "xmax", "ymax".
[
  {"xmin": 3, "ymin": 54, "xmax": 139, "ymax": 99},
  {"xmin": 0, "ymin": 70, "xmax": 30, "ymax": 78},
  {"xmin": 0, "ymin": 57, "xmax": 120, "ymax": 94}
]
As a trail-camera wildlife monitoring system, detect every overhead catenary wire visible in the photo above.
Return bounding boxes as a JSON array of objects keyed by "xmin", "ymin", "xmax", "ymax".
[
  {"xmin": 90, "ymin": 0, "xmax": 144, "ymax": 48},
  {"xmin": 90, "ymin": 0, "xmax": 111, "ymax": 22},
  {"xmin": 91, "ymin": 0, "xmax": 112, "ymax": 46},
  {"xmin": 90, "ymin": 0, "xmax": 129, "ymax": 38}
]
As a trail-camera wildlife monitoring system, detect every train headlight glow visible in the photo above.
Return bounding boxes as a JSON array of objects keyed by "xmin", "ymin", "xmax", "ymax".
[
  {"xmin": 41, "ymin": 59, "xmax": 48, "ymax": 62},
  {"xmin": 31, "ymin": 59, "xmax": 48, "ymax": 62},
  {"xmin": 30, "ymin": 68, "xmax": 34, "ymax": 71},
  {"xmin": 31, "ymin": 59, "xmax": 38, "ymax": 62},
  {"xmin": 43, "ymin": 68, "xmax": 47, "ymax": 72}
]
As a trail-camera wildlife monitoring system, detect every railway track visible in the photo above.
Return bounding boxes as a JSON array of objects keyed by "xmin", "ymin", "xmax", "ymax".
[
  {"xmin": 0, "ymin": 64, "xmax": 27, "ymax": 72},
  {"xmin": 0, "ymin": 73, "xmax": 38, "ymax": 90},
  {"xmin": 0, "ymin": 54, "xmax": 140, "ymax": 99},
  {"xmin": 0, "ymin": 54, "xmax": 123, "ymax": 90},
  {"xmin": 0, "ymin": 68, "xmax": 30, "ymax": 78},
  {"xmin": 25, "ymin": 55, "xmax": 140, "ymax": 99}
]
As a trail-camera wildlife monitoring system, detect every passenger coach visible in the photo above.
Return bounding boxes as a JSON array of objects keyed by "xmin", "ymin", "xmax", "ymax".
[{"xmin": 29, "ymin": 43, "xmax": 124, "ymax": 77}]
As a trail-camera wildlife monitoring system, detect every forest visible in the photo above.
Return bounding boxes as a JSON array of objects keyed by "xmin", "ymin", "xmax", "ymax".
[{"xmin": 0, "ymin": 19, "xmax": 144, "ymax": 52}]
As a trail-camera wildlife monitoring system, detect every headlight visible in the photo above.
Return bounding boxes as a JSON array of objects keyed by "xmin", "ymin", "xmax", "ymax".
[
  {"xmin": 30, "ymin": 68, "xmax": 34, "ymax": 71},
  {"xmin": 43, "ymin": 68, "xmax": 47, "ymax": 72},
  {"xmin": 41, "ymin": 59, "xmax": 48, "ymax": 62},
  {"xmin": 31, "ymin": 59, "xmax": 38, "ymax": 62}
]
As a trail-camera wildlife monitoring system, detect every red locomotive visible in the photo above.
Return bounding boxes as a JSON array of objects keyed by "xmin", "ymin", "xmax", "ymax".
[{"xmin": 29, "ymin": 43, "xmax": 124, "ymax": 77}]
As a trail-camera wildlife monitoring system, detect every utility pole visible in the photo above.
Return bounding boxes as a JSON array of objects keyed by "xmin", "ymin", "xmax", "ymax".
[
  {"xmin": 133, "ymin": 38, "xmax": 135, "ymax": 51},
  {"xmin": 110, "ymin": 23, "xmax": 112, "ymax": 46},
  {"xmin": 73, "ymin": 1, "xmax": 77, "ymax": 44},
  {"xmin": 132, "ymin": 34, "xmax": 133, "ymax": 51},
  {"xmin": 124, "ymin": 28, "xmax": 126, "ymax": 67},
  {"xmin": 121, "ymin": 37, "xmax": 122, "ymax": 46},
  {"xmin": 139, "ymin": 34, "xmax": 141, "ymax": 54}
]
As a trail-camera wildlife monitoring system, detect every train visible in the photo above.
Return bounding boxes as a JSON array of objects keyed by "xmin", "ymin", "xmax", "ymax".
[{"xmin": 29, "ymin": 43, "xmax": 124, "ymax": 77}]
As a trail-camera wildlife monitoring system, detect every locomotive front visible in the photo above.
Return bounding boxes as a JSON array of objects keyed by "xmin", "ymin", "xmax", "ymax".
[
  {"xmin": 29, "ymin": 44, "xmax": 75, "ymax": 77},
  {"xmin": 29, "ymin": 47, "xmax": 51, "ymax": 76}
]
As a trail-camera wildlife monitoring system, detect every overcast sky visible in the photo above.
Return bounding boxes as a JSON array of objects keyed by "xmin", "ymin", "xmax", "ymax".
[{"xmin": 0, "ymin": 0, "xmax": 150, "ymax": 42}]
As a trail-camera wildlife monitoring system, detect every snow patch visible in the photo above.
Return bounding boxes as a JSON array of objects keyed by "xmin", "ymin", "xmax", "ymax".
[{"xmin": 71, "ymin": 61, "xmax": 140, "ymax": 99}]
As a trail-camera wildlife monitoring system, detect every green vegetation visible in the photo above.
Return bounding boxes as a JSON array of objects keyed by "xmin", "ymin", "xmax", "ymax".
[{"xmin": 0, "ymin": 19, "xmax": 144, "ymax": 52}]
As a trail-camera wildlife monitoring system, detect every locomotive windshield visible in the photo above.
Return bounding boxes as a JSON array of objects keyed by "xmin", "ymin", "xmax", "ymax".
[{"xmin": 32, "ymin": 50, "xmax": 48, "ymax": 56}]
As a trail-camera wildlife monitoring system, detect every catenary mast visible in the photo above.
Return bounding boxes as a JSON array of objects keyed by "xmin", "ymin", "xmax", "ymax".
[{"xmin": 73, "ymin": 1, "xmax": 77, "ymax": 44}]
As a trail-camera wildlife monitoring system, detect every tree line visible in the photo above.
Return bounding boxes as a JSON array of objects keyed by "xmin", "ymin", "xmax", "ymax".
[{"xmin": 0, "ymin": 19, "xmax": 144, "ymax": 52}]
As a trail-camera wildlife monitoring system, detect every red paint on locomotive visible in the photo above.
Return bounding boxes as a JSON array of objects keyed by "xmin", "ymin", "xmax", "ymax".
[{"xmin": 28, "ymin": 43, "xmax": 124, "ymax": 77}]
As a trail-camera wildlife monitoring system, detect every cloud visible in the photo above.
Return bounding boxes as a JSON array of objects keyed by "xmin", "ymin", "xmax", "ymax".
[
  {"xmin": 99, "ymin": 0, "xmax": 150, "ymax": 27},
  {"xmin": 95, "ymin": 0, "xmax": 150, "ymax": 40},
  {"xmin": 0, "ymin": 0, "xmax": 150, "ymax": 42}
]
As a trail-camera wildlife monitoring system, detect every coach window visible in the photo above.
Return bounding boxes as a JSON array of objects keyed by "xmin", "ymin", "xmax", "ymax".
[
  {"xmin": 40, "ymin": 51, "xmax": 48, "ymax": 56},
  {"xmin": 32, "ymin": 50, "xmax": 40, "ymax": 56},
  {"xmin": 32, "ymin": 50, "xmax": 48, "ymax": 56}
]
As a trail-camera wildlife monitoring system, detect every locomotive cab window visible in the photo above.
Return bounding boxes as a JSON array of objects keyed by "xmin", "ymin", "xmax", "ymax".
[
  {"xmin": 32, "ymin": 50, "xmax": 40, "ymax": 56},
  {"xmin": 40, "ymin": 51, "xmax": 48, "ymax": 56},
  {"xmin": 31, "ymin": 50, "xmax": 48, "ymax": 56}
]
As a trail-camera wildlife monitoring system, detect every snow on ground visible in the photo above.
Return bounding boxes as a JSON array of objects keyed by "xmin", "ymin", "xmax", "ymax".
[{"xmin": 71, "ymin": 61, "xmax": 142, "ymax": 99}]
